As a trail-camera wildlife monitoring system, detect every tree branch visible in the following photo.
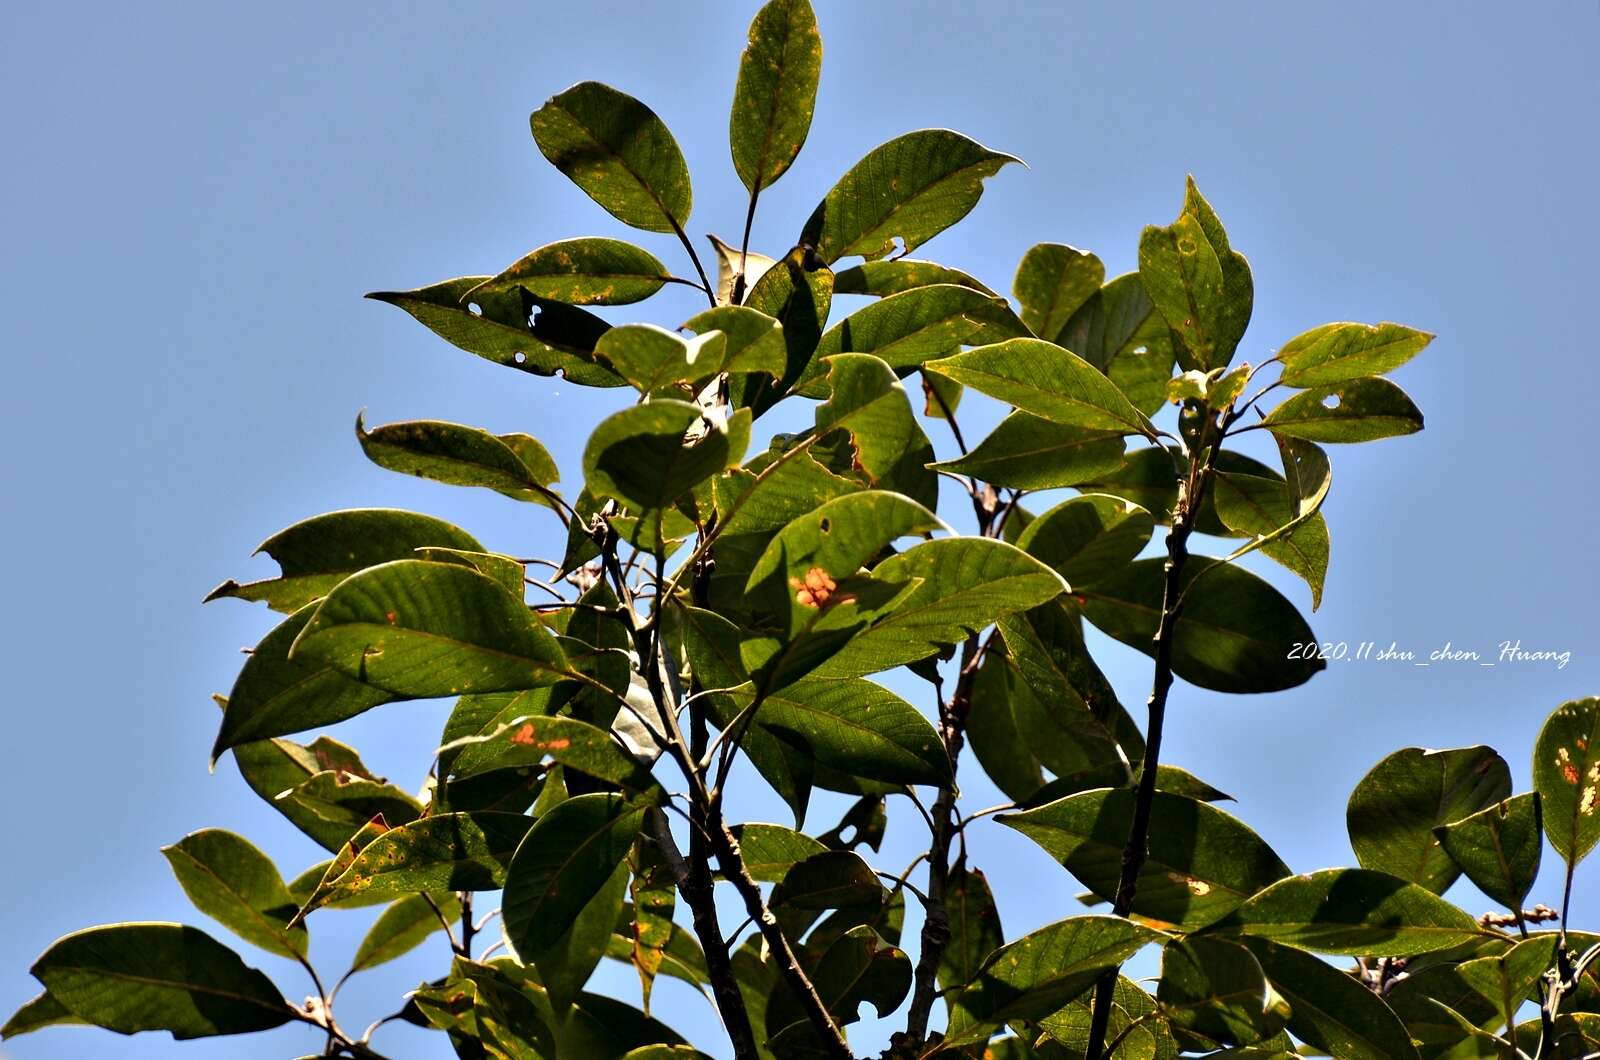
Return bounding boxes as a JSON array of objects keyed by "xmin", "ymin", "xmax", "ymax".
[{"xmin": 1082, "ymin": 410, "xmax": 1236, "ymax": 1060}]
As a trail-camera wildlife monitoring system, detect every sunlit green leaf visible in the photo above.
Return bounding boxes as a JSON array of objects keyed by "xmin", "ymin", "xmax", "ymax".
[
  {"xmin": 1277, "ymin": 321, "xmax": 1434, "ymax": 388},
  {"xmin": 1243, "ymin": 938, "xmax": 1421, "ymax": 1060},
  {"xmin": 584, "ymin": 399, "xmax": 733, "ymax": 513},
  {"xmin": 814, "ymin": 352, "xmax": 937, "ymax": 507},
  {"xmin": 470, "ymin": 237, "xmax": 672, "ymax": 306},
  {"xmin": 291, "ymin": 560, "xmax": 571, "ymax": 697},
  {"xmin": 1158, "ymin": 936, "xmax": 1285, "ymax": 1048},
  {"xmin": 161, "ymin": 830, "xmax": 306, "ymax": 959},
  {"xmin": 833, "ymin": 258, "xmax": 995, "ymax": 297},
  {"xmin": 801, "ymin": 129, "xmax": 1019, "ymax": 264},
  {"xmin": 730, "ymin": 0, "xmax": 821, "ymax": 192},
  {"xmin": 1214, "ymin": 868, "xmax": 1487, "ymax": 956},
  {"xmin": 1, "ymin": 992, "xmax": 84, "ymax": 1038},
  {"xmin": 932, "ymin": 412, "xmax": 1127, "ymax": 490},
  {"xmin": 205, "ymin": 508, "xmax": 484, "ymax": 613},
  {"xmin": 1534, "ymin": 696, "xmax": 1600, "ymax": 867},
  {"xmin": 443, "ymin": 713, "xmax": 655, "ymax": 793},
  {"xmin": 355, "ymin": 415, "xmax": 560, "ymax": 507},
  {"xmin": 926, "ymin": 338, "xmax": 1155, "ymax": 437},
  {"xmin": 1015, "ymin": 494, "xmax": 1153, "ymax": 586},
  {"xmin": 531, "ymin": 81, "xmax": 692, "ymax": 233},
  {"xmin": 1262, "ymin": 377, "xmax": 1423, "ymax": 443},
  {"xmin": 1138, "ymin": 177, "xmax": 1253, "ymax": 372},
  {"xmin": 1014, "ymin": 243, "xmax": 1105, "ymax": 342}
]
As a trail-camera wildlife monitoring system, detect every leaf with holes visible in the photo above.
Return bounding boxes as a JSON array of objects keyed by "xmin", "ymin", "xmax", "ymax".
[
  {"xmin": 367, "ymin": 278, "xmax": 622, "ymax": 387},
  {"xmin": 1262, "ymin": 377, "xmax": 1423, "ymax": 443},
  {"xmin": 469, "ymin": 237, "xmax": 672, "ymax": 306},
  {"xmin": 1138, "ymin": 177, "xmax": 1253, "ymax": 371},
  {"xmin": 833, "ymin": 258, "xmax": 995, "ymax": 297},
  {"xmin": 531, "ymin": 81, "xmax": 692, "ymax": 233}
]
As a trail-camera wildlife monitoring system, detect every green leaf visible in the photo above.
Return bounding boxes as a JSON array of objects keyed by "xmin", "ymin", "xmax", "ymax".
[
  {"xmin": 745, "ymin": 489, "xmax": 943, "ymax": 633},
  {"xmin": 1059, "ymin": 271, "xmax": 1179, "ymax": 415},
  {"xmin": 1346, "ymin": 745, "xmax": 1511, "ymax": 894},
  {"xmin": 797, "ymin": 283, "xmax": 1024, "ymax": 394},
  {"xmin": 725, "ymin": 677, "xmax": 950, "ymax": 786},
  {"xmin": 211, "ymin": 603, "xmax": 394, "ymax": 763},
  {"xmin": 416, "ymin": 547, "xmax": 529, "ymax": 600},
  {"xmin": 29, "ymin": 924, "xmax": 291, "ymax": 1039},
  {"xmin": 347, "ymin": 893, "xmax": 462, "ymax": 976},
  {"xmin": 1277, "ymin": 321, "xmax": 1435, "ymax": 387},
  {"xmin": 291, "ymin": 560, "xmax": 571, "ymax": 697},
  {"xmin": 161, "ymin": 829, "xmax": 306, "ymax": 959},
  {"xmin": 2, "ymin": 992, "xmax": 84, "ymax": 1038},
  {"xmin": 730, "ymin": 0, "xmax": 821, "ymax": 192},
  {"xmin": 954, "ymin": 915, "xmax": 1163, "ymax": 1028},
  {"xmin": 594, "ymin": 324, "xmax": 731, "ymax": 393},
  {"xmin": 833, "ymin": 258, "xmax": 995, "ymax": 297},
  {"xmin": 679, "ymin": 306, "xmax": 788, "ymax": 377},
  {"xmin": 469, "ymin": 237, "xmax": 672, "ymax": 306},
  {"xmin": 740, "ymin": 249, "xmax": 833, "ymax": 409},
  {"xmin": 205, "ymin": 508, "xmax": 484, "ymax": 613},
  {"xmin": 815, "ymin": 536, "xmax": 1066, "ymax": 677},
  {"xmin": 1138, "ymin": 177, "xmax": 1253, "ymax": 372},
  {"xmin": 1533, "ymin": 696, "xmax": 1600, "ymax": 866},
  {"xmin": 1434, "ymin": 792, "xmax": 1543, "ymax": 911},
  {"xmin": 1015, "ymin": 493, "xmax": 1154, "ymax": 586},
  {"xmin": 1262, "ymin": 377, "xmax": 1424, "ymax": 443},
  {"xmin": 628, "ymin": 837, "xmax": 677, "ymax": 1014},
  {"xmin": 367, "ymin": 277, "xmax": 622, "ymax": 388},
  {"xmin": 930, "ymin": 413, "xmax": 1126, "ymax": 490},
  {"xmin": 814, "ymin": 352, "xmax": 936, "ymax": 508},
  {"xmin": 355, "ymin": 415, "xmax": 560, "ymax": 503},
  {"xmin": 771, "ymin": 850, "xmax": 884, "ymax": 914},
  {"xmin": 966, "ymin": 652, "xmax": 1047, "ymax": 802},
  {"xmin": 277, "ymin": 772, "xmax": 422, "ymax": 838},
  {"xmin": 940, "ymin": 867, "xmax": 1003, "ymax": 994},
  {"xmin": 772, "ymin": 926, "xmax": 910, "ymax": 1031},
  {"xmin": 1211, "ymin": 471, "xmax": 1330, "ymax": 609},
  {"xmin": 800, "ymin": 129, "xmax": 1020, "ymax": 264},
  {"xmin": 1000, "ymin": 789, "xmax": 1290, "ymax": 930},
  {"xmin": 1455, "ymin": 935, "xmax": 1560, "ymax": 1033},
  {"xmin": 1078, "ymin": 558, "xmax": 1325, "ymax": 693},
  {"xmin": 228, "ymin": 729, "xmax": 402, "ymax": 852},
  {"xmin": 443, "ymin": 714, "xmax": 656, "ymax": 794},
  {"xmin": 1158, "ymin": 936, "xmax": 1284, "ymax": 1048},
  {"xmin": 1214, "ymin": 868, "xmax": 1488, "ymax": 956},
  {"xmin": 530, "ymin": 81, "xmax": 692, "ymax": 233},
  {"xmin": 1014, "ymin": 243, "xmax": 1105, "ymax": 342},
  {"xmin": 583, "ymin": 399, "xmax": 733, "ymax": 513},
  {"xmin": 732, "ymin": 823, "xmax": 829, "ymax": 882},
  {"xmin": 413, "ymin": 956, "xmax": 558, "ymax": 1058},
  {"xmin": 296, "ymin": 812, "xmax": 534, "ymax": 915},
  {"xmin": 1243, "ymin": 938, "xmax": 1422, "ymax": 1060},
  {"xmin": 503, "ymin": 793, "xmax": 645, "ymax": 993},
  {"xmin": 1035, "ymin": 975, "xmax": 1179, "ymax": 1059},
  {"xmin": 926, "ymin": 338, "xmax": 1155, "ymax": 437}
]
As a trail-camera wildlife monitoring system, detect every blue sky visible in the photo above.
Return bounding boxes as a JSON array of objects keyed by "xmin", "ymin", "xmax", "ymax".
[{"xmin": 2, "ymin": 2, "xmax": 1596, "ymax": 1057}]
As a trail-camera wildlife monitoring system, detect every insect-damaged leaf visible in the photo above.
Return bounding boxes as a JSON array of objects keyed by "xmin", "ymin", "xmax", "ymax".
[
  {"xmin": 291, "ymin": 560, "xmax": 572, "ymax": 697},
  {"xmin": 1533, "ymin": 696, "xmax": 1600, "ymax": 867},
  {"xmin": 1137, "ymin": 176, "xmax": 1253, "ymax": 372},
  {"xmin": 1262, "ymin": 377, "xmax": 1424, "ymax": 443},
  {"xmin": 367, "ymin": 277, "xmax": 622, "ymax": 387}
]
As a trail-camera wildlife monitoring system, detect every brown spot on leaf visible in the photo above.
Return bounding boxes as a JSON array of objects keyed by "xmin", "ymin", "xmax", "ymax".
[
  {"xmin": 385, "ymin": 611, "xmax": 398, "ymax": 625},
  {"xmin": 510, "ymin": 722, "xmax": 537, "ymax": 746}
]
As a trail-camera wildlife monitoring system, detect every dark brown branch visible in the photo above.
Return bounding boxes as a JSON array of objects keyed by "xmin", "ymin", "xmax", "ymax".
[{"xmin": 1082, "ymin": 412, "xmax": 1235, "ymax": 1060}]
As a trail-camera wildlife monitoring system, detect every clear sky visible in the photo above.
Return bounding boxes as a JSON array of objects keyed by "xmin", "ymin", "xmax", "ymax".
[{"xmin": 2, "ymin": 3, "xmax": 1597, "ymax": 1057}]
